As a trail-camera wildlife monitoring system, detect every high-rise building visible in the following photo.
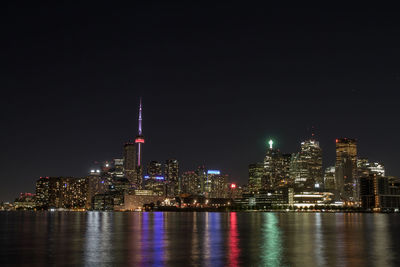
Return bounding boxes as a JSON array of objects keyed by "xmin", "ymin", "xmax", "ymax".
[
  {"xmin": 41, "ymin": 177, "xmax": 88, "ymax": 209},
  {"xmin": 263, "ymin": 140, "xmax": 288, "ymax": 189},
  {"xmin": 195, "ymin": 166, "xmax": 207, "ymax": 194},
  {"xmin": 123, "ymin": 143, "xmax": 137, "ymax": 184},
  {"xmin": 35, "ymin": 177, "xmax": 50, "ymax": 209},
  {"xmin": 248, "ymin": 163, "xmax": 264, "ymax": 192},
  {"xmin": 165, "ymin": 159, "xmax": 179, "ymax": 197},
  {"xmin": 180, "ymin": 171, "xmax": 199, "ymax": 195},
  {"xmin": 357, "ymin": 159, "xmax": 385, "ymax": 177},
  {"xmin": 205, "ymin": 170, "xmax": 228, "ymax": 198},
  {"xmin": 147, "ymin": 161, "xmax": 162, "ymax": 176},
  {"xmin": 289, "ymin": 139, "xmax": 322, "ymax": 191},
  {"xmin": 144, "ymin": 161, "xmax": 165, "ymax": 196},
  {"xmin": 301, "ymin": 139, "xmax": 323, "ymax": 188},
  {"xmin": 335, "ymin": 138, "xmax": 357, "ymax": 201},
  {"xmin": 324, "ymin": 166, "xmax": 336, "ymax": 191}
]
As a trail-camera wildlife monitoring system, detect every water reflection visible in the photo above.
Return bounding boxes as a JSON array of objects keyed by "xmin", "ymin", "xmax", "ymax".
[
  {"xmin": 261, "ymin": 213, "xmax": 282, "ymax": 266},
  {"xmin": 228, "ymin": 212, "xmax": 240, "ymax": 267},
  {"xmin": 1, "ymin": 212, "xmax": 400, "ymax": 266},
  {"xmin": 84, "ymin": 212, "xmax": 114, "ymax": 265}
]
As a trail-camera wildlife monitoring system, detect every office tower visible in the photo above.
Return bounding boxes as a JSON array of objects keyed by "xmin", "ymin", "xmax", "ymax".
[
  {"xmin": 263, "ymin": 140, "xmax": 286, "ymax": 189},
  {"xmin": 195, "ymin": 165, "xmax": 207, "ymax": 194},
  {"xmin": 205, "ymin": 170, "xmax": 228, "ymax": 198},
  {"xmin": 180, "ymin": 171, "xmax": 199, "ymax": 195},
  {"xmin": 109, "ymin": 158, "xmax": 124, "ymax": 178},
  {"xmin": 289, "ymin": 139, "xmax": 322, "ymax": 190},
  {"xmin": 335, "ymin": 138, "xmax": 357, "ymax": 201},
  {"xmin": 35, "ymin": 177, "xmax": 50, "ymax": 209},
  {"xmin": 324, "ymin": 166, "xmax": 336, "ymax": 191},
  {"xmin": 123, "ymin": 142, "xmax": 137, "ymax": 183},
  {"xmin": 360, "ymin": 174, "xmax": 400, "ymax": 210},
  {"xmin": 248, "ymin": 163, "xmax": 264, "ymax": 192},
  {"xmin": 134, "ymin": 98, "xmax": 145, "ymax": 187},
  {"xmin": 147, "ymin": 161, "xmax": 162, "ymax": 176},
  {"xmin": 358, "ymin": 158, "xmax": 385, "ymax": 177},
  {"xmin": 86, "ymin": 171, "xmax": 108, "ymax": 209},
  {"xmin": 144, "ymin": 161, "xmax": 165, "ymax": 195},
  {"xmin": 165, "ymin": 159, "xmax": 179, "ymax": 197},
  {"xmin": 300, "ymin": 139, "xmax": 323, "ymax": 187}
]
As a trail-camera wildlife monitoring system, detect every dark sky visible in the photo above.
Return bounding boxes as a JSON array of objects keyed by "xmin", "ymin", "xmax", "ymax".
[{"xmin": 1, "ymin": 2, "xmax": 400, "ymax": 201}]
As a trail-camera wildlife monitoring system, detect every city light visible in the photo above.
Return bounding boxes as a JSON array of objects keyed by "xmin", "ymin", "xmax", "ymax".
[
  {"xmin": 207, "ymin": 170, "xmax": 220, "ymax": 175},
  {"xmin": 231, "ymin": 183, "xmax": 236, "ymax": 189},
  {"xmin": 268, "ymin": 139, "xmax": 273, "ymax": 149}
]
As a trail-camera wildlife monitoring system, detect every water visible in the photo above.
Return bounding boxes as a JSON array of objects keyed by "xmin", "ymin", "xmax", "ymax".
[{"xmin": 1, "ymin": 212, "xmax": 400, "ymax": 266}]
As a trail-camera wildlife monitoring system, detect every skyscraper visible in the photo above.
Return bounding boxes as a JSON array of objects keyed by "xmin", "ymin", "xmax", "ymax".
[
  {"xmin": 335, "ymin": 138, "xmax": 357, "ymax": 201},
  {"xmin": 144, "ymin": 161, "xmax": 165, "ymax": 195},
  {"xmin": 123, "ymin": 142, "xmax": 137, "ymax": 184},
  {"xmin": 289, "ymin": 139, "xmax": 322, "ymax": 191},
  {"xmin": 248, "ymin": 163, "xmax": 264, "ymax": 192},
  {"xmin": 165, "ymin": 159, "xmax": 179, "ymax": 197},
  {"xmin": 324, "ymin": 166, "xmax": 336, "ymax": 191},
  {"xmin": 263, "ymin": 140, "xmax": 291, "ymax": 189}
]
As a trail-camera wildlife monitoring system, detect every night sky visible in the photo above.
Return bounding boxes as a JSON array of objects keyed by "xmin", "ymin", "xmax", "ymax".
[{"xmin": 2, "ymin": 3, "xmax": 400, "ymax": 201}]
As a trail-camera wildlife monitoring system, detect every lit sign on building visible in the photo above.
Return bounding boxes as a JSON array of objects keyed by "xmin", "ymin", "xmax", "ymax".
[
  {"xmin": 207, "ymin": 170, "xmax": 220, "ymax": 175},
  {"xmin": 135, "ymin": 138, "xmax": 145, "ymax": 143}
]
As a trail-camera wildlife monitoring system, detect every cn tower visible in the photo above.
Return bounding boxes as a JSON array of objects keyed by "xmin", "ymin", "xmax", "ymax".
[{"xmin": 135, "ymin": 98, "xmax": 145, "ymax": 168}]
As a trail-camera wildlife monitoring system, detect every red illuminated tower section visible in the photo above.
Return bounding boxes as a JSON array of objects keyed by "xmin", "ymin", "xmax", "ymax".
[{"xmin": 134, "ymin": 98, "xmax": 144, "ymax": 188}]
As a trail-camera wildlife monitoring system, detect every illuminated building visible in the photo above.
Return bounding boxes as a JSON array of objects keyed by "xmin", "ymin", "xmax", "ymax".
[
  {"xmin": 165, "ymin": 159, "xmax": 179, "ymax": 197},
  {"xmin": 123, "ymin": 143, "xmax": 137, "ymax": 184},
  {"xmin": 44, "ymin": 177, "xmax": 88, "ymax": 209},
  {"xmin": 110, "ymin": 158, "xmax": 124, "ymax": 178},
  {"xmin": 248, "ymin": 163, "xmax": 264, "ymax": 191},
  {"xmin": 14, "ymin": 193, "xmax": 36, "ymax": 210},
  {"xmin": 335, "ymin": 138, "xmax": 357, "ymax": 201},
  {"xmin": 180, "ymin": 171, "xmax": 199, "ymax": 195},
  {"xmin": 358, "ymin": 158, "xmax": 385, "ymax": 177},
  {"xmin": 196, "ymin": 166, "xmax": 207, "ymax": 194},
  {"xmin": 86, "ymin": 171, "xmax": 108, "ymax": 209},
  {"xmin": 324, "ymin": 166, "xmax": 336, "ymax": 191},
  {"xmin": 289, "ymin": 139, "xmax": 322, "ymax": 191},
  {"xmin": 360, "ymin": 174, "xmax": 400, "ymax": 211},
  {"xmin": 147, "ymin": 161, "xmax": 162, "ymax": 177},
  {"xmin": 263, "ymin": 140, "xmax": 290, "ymax": 189},
  {"xmin": 144, "ymin": 161, "xmax": 165, "ymax": 195},
  {"xmin": 293, "ymin": 192, "xmax": 334, "ymax": 207},
  {"xmin": 205, "ymin": 170, "xmax": 228, "ymax": 198},
  {"xmin": 234, "ymin": 188, "xmax": 289, "ymax": 209},
  {"xmin": 35, "ymin": 177, "xmax": 50, "ymax": 209}
]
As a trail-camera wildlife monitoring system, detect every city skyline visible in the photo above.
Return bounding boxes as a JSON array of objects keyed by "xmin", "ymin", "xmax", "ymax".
[{"xmin": 2, "ymin": 3, "xmax": 400, "ymax": 202}]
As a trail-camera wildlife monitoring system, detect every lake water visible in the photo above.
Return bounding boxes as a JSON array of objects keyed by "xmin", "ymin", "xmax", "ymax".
[{"xmin": 1, "ymin": 212, "xmax": 399, "ymax": 266}]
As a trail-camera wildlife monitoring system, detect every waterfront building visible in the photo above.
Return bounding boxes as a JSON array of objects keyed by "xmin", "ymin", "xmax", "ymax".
[
  {"xmin": 289, "ymin": 139, "xmax": 322, "ymax": 191},
  {"xmin": 262, "ymin": 140, "xmax": 291, "ymax": 189},
  {"xmin": 360, "ymin": 174, "xmax": 400, "ymax": 211},
  {"xmin": 38, "ymin": 177, "xmax": 89, "ymax": 210},
  {"xmin": 205, "ymin": 170, "xmax": 228, "ymax": 198},
  {"xmin": 14, "ymin": 193, "xmax": 35, "ymax": 210},
  {"xmin": 165, "ymin": 159, "xmax": 179, "ymax": 197},
  {"xmin": 123, "ymin": 143, "xmax": 137, "ymax": 184},
  {"xmin": 324, "ymin": 166, "xmax": 336, "ymax": 191},
  {"xmin": 335, "ymin": 138, "xmax": 357, "ymax": 201},
  {"xmin": 180, "ymin": 171, "xmax": 199, "ymax": 195},
  {"xmin": 35, "ymin": 177, "xmax": 50, "ymax": 209},
  {"xmin": 248, "ymin": 163, "xmax": 264, "ymax": 191}
]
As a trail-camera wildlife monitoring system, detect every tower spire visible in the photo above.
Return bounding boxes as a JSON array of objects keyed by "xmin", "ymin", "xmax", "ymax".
[
  {"xmin": 135, "ymin": 97, "xmax": 145, "ymax": 168},
  {"xmin": 138, "ymin": 97, "xmax": 143, "ymax": 136}
]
